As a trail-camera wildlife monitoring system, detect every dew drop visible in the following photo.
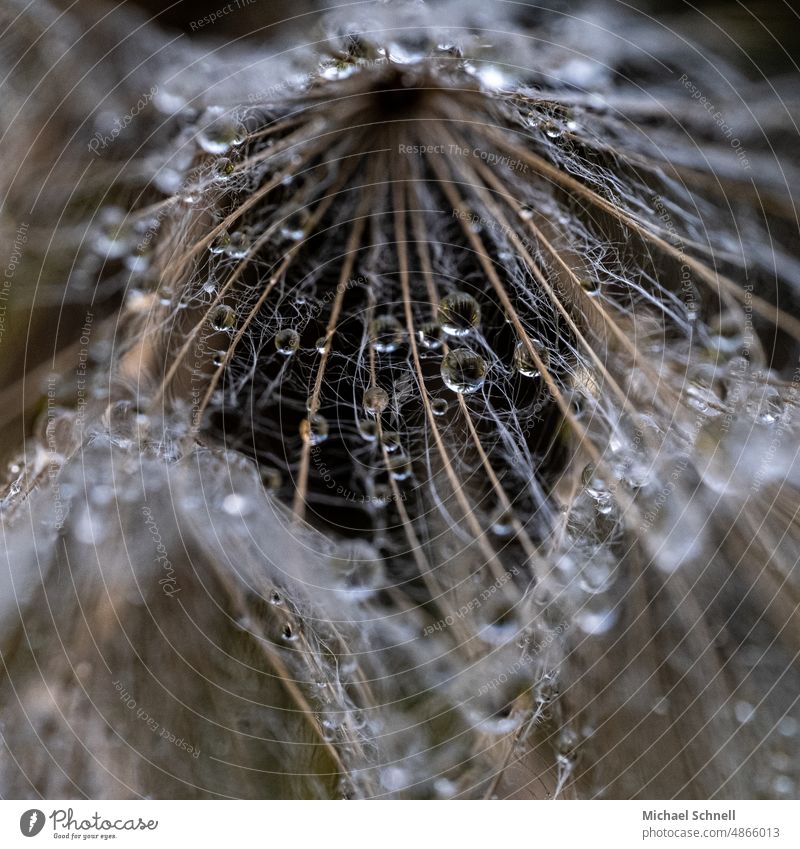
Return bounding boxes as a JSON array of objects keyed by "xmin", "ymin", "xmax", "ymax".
[
  {"xmin": 210, "ymin": 304, "xmax": 236, "ymax": 332},
  {"xmin": 363, "ymin": 386, "xmax": 389, "ymax": 415},
  {"xmin": 534, "ymin": 676, "xmax": 559, "ymax": 706},
  {"xmin": 417, "ymin": 321, "xmax": 444, "ymax": 350},
  {"xmin": 223, "ymin": 231, "xmax": 250, "ymax": 259},
  {"xmin": 274, "ymin": 328, "xmax": 300, "ymax": 355},
  {"xmin": 222, "ymin": 493, "xmax": 251, "ymax": 516},
  {"xmin": 575, "ymin": 601, "xmax": 618, "ymax": 635},
  {"xmin": 215, "ymin": 157, "xmax": 236, "ymax": 177},
  {"xmin": 490, "ymin": 507, "xmax": 516, "ymax": 537},
  {"xmin": 555, "ymin": 727, "xmax": 580, "ymax": 768},
  {"xmin": 196, "ymin": 106, "xmax": 244, "ymax": 155},
  {"xmin": 380, "ymin": 431, "xmax": 402, "ymax": 453},
  {"xmin": 332, "ymin": 540, "xmax": 385, "ymax": 600},
  {"xmin": 431, "ymin": 397, "xmax": 448, "ymax": 416},
  {"xmin": 544, "ymin": 120, "xmax": 563, "ymax": 139},
  {"xmin": 315, "ymin": 336, "xmax": 329, "ymax": 354},
  {"xmin": 581, "ymin": 463, "xmax": 612, "ymax": 500},
  {"xmin": 438, "ymin": 292, "xmax": 481, "ymax": 337},
  {"xmin": 280, "ymin": 224, "xmax": 305, "ymax": 242},
  {"xmin": 358, "ymin": 419, "xmax": 379, "ymax": 442},
  {"xmin": 281, "ymin": 622, "xmax": 298, "ymax": 642},
  {"xmin": 209, "ymin": 230, "xmax": 231, "ymax": 255},
  {"xmin": 387, "ymin": 451, "xmax": 412, "ymax": 480},
  {"xmin": 514, "ymin": 338, "xmax": 548, "ymax": 378},
  {"xmin": 441, "ymin": 349, "xmax": 487, "ymax": 394},
  {"xmin": 300, "ymin": 414, "xmax": 329, "ymax": 445},
  {"xmin": 94, "ymin": 207, "xmax": 136, "ymax": 260},
  {"xmin": 370, "ymin": 316, "xmax": 404, "ymax": 353}
]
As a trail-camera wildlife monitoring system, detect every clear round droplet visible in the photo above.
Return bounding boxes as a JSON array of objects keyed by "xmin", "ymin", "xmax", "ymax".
[
  {"xmin": 431, "ymin": 397, "xmax": 448, "ymax": 416},
  {"xmin": 197, "ymin": 106, "xmax": 244, "ymax": 155},
  {"xmin": 300, "ymin": 414, "xmax": 329, "ymax": 445},
  {"xmin": 274, "ymin": 328, "xmax": 300, "ymax": 355},
  {"xmin": 380, "ymin": 431, "xmax": 402, "ymax": 453},
  {"xmin": 215, "ymin": 156, "xmax": 236, "ymax": 177},
  {"xmin": 441, "ymin": 349, "xmax": 486, "ymax": 394},
  {"xmin": 223, "ymin": 231, "xmax": 250, "ymax": 259},
  {"xmin": 210, "ymin": 304, "xmax": 236, "ymax": 332},
  {"xmin": 417, "ymin": 321, "xmax": 444, "ymax": 350},
  {"xmin": 209, "ymin": 229, "xmax": 231, "ymax": 255},
  {"xmin": 438, "ymin": 292, "xmax": 481, "ymax": 337},
  {"xmin": 581, "ymin": 463, "xmax": 611, "ymax": 500},
  {"xmin": 490, "ymin": 507, "xmax": 515, "ymax": 537},
  {"xmin": 363, "ymin": 386, "xmax": 389, "ymax": 415},
  {"xmin": 387, "ymin": 451, "xmax": 412, "ymax": 480},
  {"xmin": 514, "ymin": 338, "xmax": 548, "ymax": 378},
  {"xmin": 358, "ymin": 419, "xmax": 379, "ymax": 442},
  {"xmin": 370, "ymin": 316, "xmax": 404, "ymax": 353},
  {"xmin": 94, "ymin": 207, "xmax": 136, "ymax": 260}
]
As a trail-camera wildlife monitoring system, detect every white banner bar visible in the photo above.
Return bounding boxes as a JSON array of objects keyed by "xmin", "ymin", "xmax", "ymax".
[{"xmin": 0, "ymin": 800, "xmax": 798, "ymax": 848}]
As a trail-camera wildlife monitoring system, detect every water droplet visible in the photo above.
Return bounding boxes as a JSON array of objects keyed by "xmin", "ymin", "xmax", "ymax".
[
  {"xmin": 300, "ymin": 414, "xmax": 329, "ymax": 445},
  {"xmin": 380, "ymin": 431, "xmax": 401, "ymax": 453},
  {"xmin": 222, "ymin": 493, "xmax": 251, "ymax": 515},
  {"xmin": 534, "ymin": 676, "xmax": 559, "ymax": 705},
  {"xmin": 212, "ymin": 349, "xmax": 228, "ymax": 368},
  {"xmin": 281, "ymin": 622, "xmax": 298, "ymax": 642},
  {"xmin": 274, "ymin": 328, "xmax": 300, "ymax": 355},
  {"xmin": 280, "ymin": 223, "xmax": 305, "ymax": 242},
  {"xmin": 555, "ymin": 727, "xmax": 580, "ymax": 768},
  {"xmin": 315, "ymin": 336, "xmax": 328, "ymax": 354},
  {"xmin": 370, "ymin": 482, "xmax": 392, "ymax": 506},
  {"xmin": 363, "ymin": 386, "xmax": 389, "ymax": 415},
  {"xmin": 94, "ymin": 207, "xmax": 136, "ymax": 259},
  {"xmin": 544, "ymin": 121, "xmax": 563, "ymax": 139},
  {"xmin": 578, "ymin": 549, "xmax": 616, "ymax": 594},
  {"xmin": 320, "ymin": 60, "xmax": 360, "ymax": 81},
  {"xmin": 479, "ymin": 603, "xmax": 519, "ymax": 645},
  {"xmin": 441, "ymin": 349, "xmax": 486, "ymax": 394},
  {"xmin": 210, "ymin": 304, "xmax": 236, "ymax": 332},
  {"xmin": 581, "ymin": 463, "xmax": 612, "ymax": 500},
  {"xmin": 571, "ymin": 363, "xmax": 602, "ymax": 398},
  {"xmin": 490, "ymin": 507, "xmax": 516, "ymax": 536},
  {"xmin": 434, "ymin": 42, "xmax": 463, "ymax": 58},
  {"xmin": 386, "ymin": 451, "xmax": 412, "ymax": 480},
  {"xmin": 370, "ymin": 316, "xmax": 404, "ymax": 353},
  {"xmin": 514, "ymin": 338, "xmax": 548, "ymax": 378},
  {"xmin": 224, "ymin": 231, "xmax": 250, "ymax": 259},
  {"xmin": 575, "ymin": 601, "xmax": 618, "ymax": 635},
  {"xmin": 746, "ymin": 385, "xmax": 784, "ymax": 425},
  {"xmin": 358, "ymin": 419, "xmax": 379, "ymax": 442},
  {"xmin": 210, "ymin": 229, "xmax": 231, "ymax": 255},
  {"xmin": 215, "ymin": 157, "xmax": 236, "ymax": 177},
  {"xmin": 196, "ymin": 106, "xmax": 244, "ymax": 155},
  {"xmin": 431, "ymin": 397, "xmax": 448, "ymax": 416},
  {"xmin": 735, "ymin": 701, "xmax": 755, "ymax": 724},
  {"xmin": 438, "ymin": 292, "xmax": 481, "ymax": 337},
  {"xmin": 332, "ymin": 540, "xmax": 385, "ymax": 600},
  {"xmin": 417, "ymin": 321, "xmax": 444, "ymax": 350}
]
